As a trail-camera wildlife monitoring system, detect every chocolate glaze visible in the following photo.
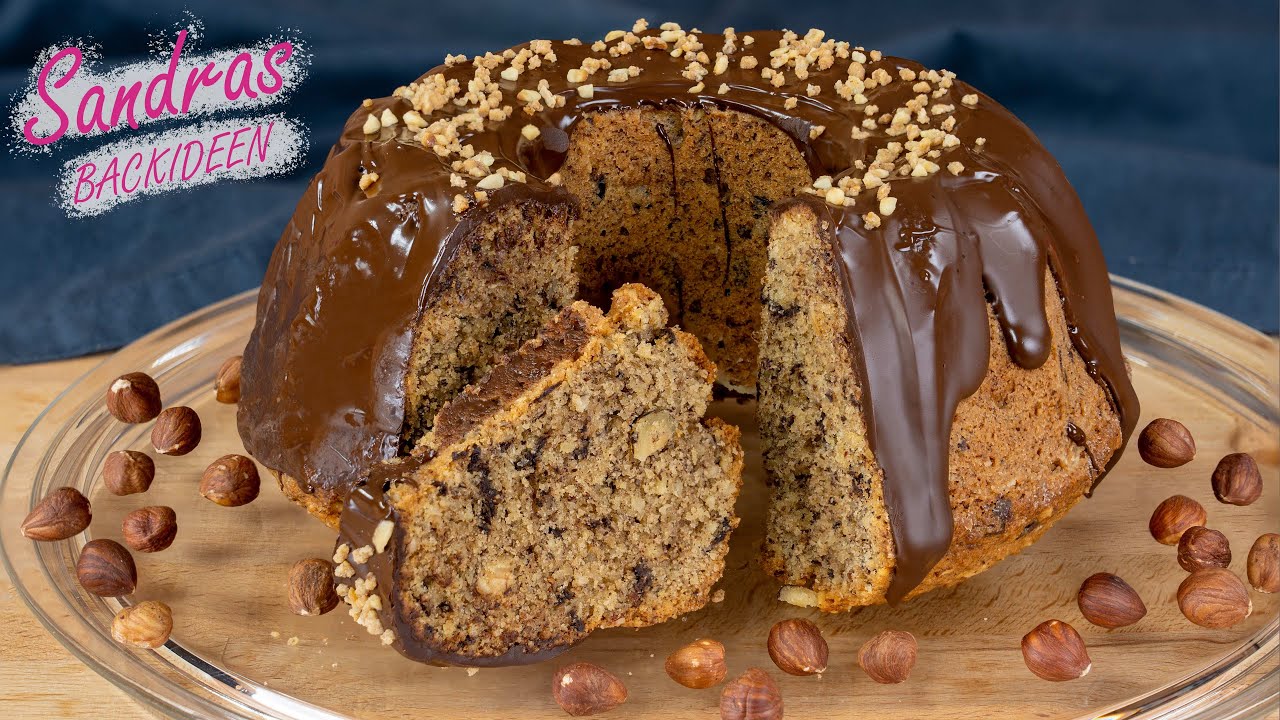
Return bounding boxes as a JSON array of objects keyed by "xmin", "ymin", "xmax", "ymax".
[
  {"xmin": 239, "ymin": 28, "xmax": 1139, "ymax": 622},
  {"xmin": 336, "ymin": 304, "xmax": 597, "ymax": 666}
]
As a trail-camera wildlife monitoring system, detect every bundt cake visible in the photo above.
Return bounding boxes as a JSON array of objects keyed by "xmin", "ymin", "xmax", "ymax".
[
  {"xmin": 238, "ymin": 20, "xmax": 1140, "ymax": 632},
  {"xmin": 334, "ymin": 284, "xmax": 742, "ymax": 664}
]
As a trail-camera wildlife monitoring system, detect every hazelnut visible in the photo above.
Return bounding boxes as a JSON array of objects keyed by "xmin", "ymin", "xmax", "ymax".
[
  {"xmin": 20, "ymin": 487, "xmax": 91, "ymax": 541},
  {"xmin": 215, "ymin": 355, "xmax": 243, "ymax": 404},
  {"xmin": 1077, "ymin": 573, "xmax": 1147, "ymax": 628},
  {"xmin": 111, "ymin": 601, "xmax": 172, "ymax": 648},
  {"xmin": 150, "ymin": 406, "xmax": 202, "ymax": 456},
  {"xmin": 288, "ymin": 558, "xmax": 339, "ymax": 616},
  {"xmin": 105, "ymin": 372, "xmax": 162, "ymax": 423},
  {"xmin": 767, "ymin": 618, "xmax": 828, "ymax": 676},
  {"xmin": 1177, "ymin": 568, "xmax": 1252, "ymax": 629},
  {"xmin": 199, "ymin": 454, "xmax": 261, "ymax": 507},
  {"xmin": 633, "ymin": 410, "xmax": 675, "ymax": 461},
  {"xmin": 551, "ymin": 662, "xmax": 627, "ymax": 716},
  {"xmin": 1021, "ymin": 619, "xmax": 1091, "ymax": 681},
  {"xmin": 77, "ymin": 539, "xmax": 137, "ymax": 596},
  {"xmin": 1149, "ymin": 495, "xmax": 1206, "ymax": 545},
  {"xmin": 1138, "ymin": 418, "xmax": 1195, "ymax": 468},
  {"xmin": 122, "ymin": 506, "xmax": 178, "ymax": 553},
  {"xmin": 857, "ymin": 629, "xmax": 918, "ymax": 684},
  {"xmin": 1211, "ymin": 453, "xmax": 1262, "ymax": 506},
  {"xmin": 720, "ymin": 668, "xmax": 782, "ymax": 720},
  {"xmin": 1177, "ymin": 526, "xmax": 1232, "ymax": 572},
  {"xmin": 665, "ymin": 638, "xmax": 727, "ymax": 689},
  {"xmin": 1246, "ymin": 533, "xmax": 1280, "ymax": 593},
  {"xmin": 102, "ymin": 450, "xmax": 155, "ymax": 495}
]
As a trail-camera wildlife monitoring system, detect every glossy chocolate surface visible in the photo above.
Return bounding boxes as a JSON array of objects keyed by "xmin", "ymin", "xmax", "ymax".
[{"xmin": 239, "ymin": 26, "xmax": 1139, "ymax": 628}]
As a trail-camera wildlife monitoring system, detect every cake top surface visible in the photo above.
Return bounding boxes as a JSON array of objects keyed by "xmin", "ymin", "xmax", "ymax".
[{"xmin": 237, "ymin": 21, "xmax": 1139, "ymax": 607}]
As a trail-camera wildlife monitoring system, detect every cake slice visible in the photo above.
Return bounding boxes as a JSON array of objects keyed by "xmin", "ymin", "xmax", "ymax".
[{"xmin": 336, "ymin": 284, "xmax": 743, "ymax": 665}]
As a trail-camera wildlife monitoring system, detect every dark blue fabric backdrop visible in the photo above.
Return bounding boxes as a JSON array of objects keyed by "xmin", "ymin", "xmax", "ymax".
[{"xmin": 1, "ymin": 0, "xmax": 1276, "ymax": 363}]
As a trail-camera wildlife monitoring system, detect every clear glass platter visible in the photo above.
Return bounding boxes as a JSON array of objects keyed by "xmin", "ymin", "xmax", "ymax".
[{"xmin": 2, "ymin": 276, "xmax": 1277, "ymax": 719}]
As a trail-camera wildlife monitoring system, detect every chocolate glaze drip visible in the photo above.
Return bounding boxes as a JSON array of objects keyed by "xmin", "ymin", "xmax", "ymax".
[{"xmin": 238, "ymin": 28, "xmax": 1139, "ymax": 622}]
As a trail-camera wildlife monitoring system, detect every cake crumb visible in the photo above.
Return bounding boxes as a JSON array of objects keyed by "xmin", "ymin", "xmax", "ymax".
[{"xmin": 711, "ymin": 589, "xmax": 725, "ymax": 603}]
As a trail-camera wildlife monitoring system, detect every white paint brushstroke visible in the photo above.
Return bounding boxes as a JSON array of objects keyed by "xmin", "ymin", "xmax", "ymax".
[{"xmin": 59, "ymin": 114, "xmax": 308, "ymax": 217}]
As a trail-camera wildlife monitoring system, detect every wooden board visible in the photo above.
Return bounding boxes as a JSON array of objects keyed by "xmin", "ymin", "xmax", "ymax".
[{"xmin": 1, "ymin": 329, "xmax": 1278, "ymax": 719}]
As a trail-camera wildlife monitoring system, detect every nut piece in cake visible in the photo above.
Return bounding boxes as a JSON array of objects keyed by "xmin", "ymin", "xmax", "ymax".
[
  {"xmin": 633, "ymin": 410, "xmax": 675, "ymax": 461},
  {"xmin": 20, "ymin": 487, "xmax": 91, "ymax": 541},
  {"xmin": 106, "ymin": 372, "xmax": 162, "ymax": 423}
]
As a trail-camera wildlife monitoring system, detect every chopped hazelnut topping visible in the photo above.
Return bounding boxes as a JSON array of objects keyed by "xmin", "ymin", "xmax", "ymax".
[
  {"xmin": 477, "ymin": 173, "xmax": 505, "ymax": 190},
  {"xmin": 809, "ymin": 125, "xmax": 826, "ymax": 140},
  {"xmin": 740, "ymin": 56, "xmax": 758, "ymax": 70},
  {"xmin": 362, "ymin": 114, "xmax": 380, "ymax": 135},
  {"xmin": 879, "ymin": 196, "xmax": 897, "ymax": 215},
  {"xmin": 577, "ymin": 84, "xmax": 595, "ymax": 99},
  {"xmin": 717, "ymin": 83, "xmax": 730, "ymax": 95},
  {"xmin": 863, "ymin": 211, "xmax": 882, "ymax": 229},
  {"xmin": 947, "ymin": 161, "xmax": 965, "ymax": 175},
  {"xmin": 962, "ymin": 93, "xmax": 979, "ymax": 107},
  {"xmin": 521, "ymin": 124, "xmax": 541, "ymax": 140},
  {"xmin": 358, "ymin": 172, "xmax": 379, "ymax": 192},
  {"xmin": 379, "ymin": 109, "xmax": 398, "ymax": 127}
]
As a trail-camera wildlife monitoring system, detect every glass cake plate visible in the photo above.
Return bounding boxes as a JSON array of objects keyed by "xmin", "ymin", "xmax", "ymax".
[{"xmin": 1, "ymin": 277, "xmax": 1277, "ymax": 719}]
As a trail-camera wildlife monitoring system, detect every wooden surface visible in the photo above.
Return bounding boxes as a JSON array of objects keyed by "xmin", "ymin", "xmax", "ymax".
[
  {"xmin": 2, "ymin": 336, "xmax": 1278, "ymax": 719},
  {"xmin": 1, "ymin": 355, "xmax": 151, "ymax": 719}
]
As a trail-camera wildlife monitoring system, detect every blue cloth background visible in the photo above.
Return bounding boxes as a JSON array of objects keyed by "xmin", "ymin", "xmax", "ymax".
[{"xmin": 0, "ymin": 0, "xmax": 1276, "ymax": 363}]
